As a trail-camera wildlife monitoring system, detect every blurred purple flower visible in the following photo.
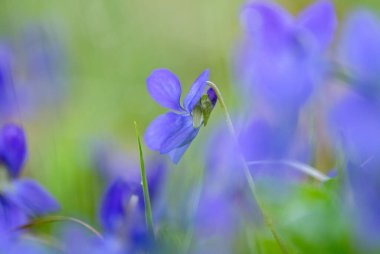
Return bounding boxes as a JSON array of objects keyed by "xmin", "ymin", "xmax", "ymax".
[
  {"xmin": 0, "ymin": 179, "xmax": 60, "ymax": 234},
  {"xmin": 100, "ymin": 178, "xmax": 141, "ymax": 234},
  {"xmin": 339, "ymin": 11, "xmax": 380, "ymax": 100},
  {"xmin": 237, "ymin": 0, "xmax": 336, "ymax": 113},
  {"xmin": 330, "ymin": 11, "xmax": 380, "ymax": 246},
  {"xmin": 329, "ymin": 92, "xmax": 380, "ymax": 163},
  {"xmin": 144, "ymin": 69, "xmax": 211, "ymax": 163},
  {"xmin": 0, "ymin": 124, "xmax": 27, "ymax": 178},
  {"xmin": 0, "ymin": 124, "xmax": 59, "ymax": 233},
  {"xmin": 99, "ymin": 179, "xmax": 153, "ymax": 252},
  {"xmin": 329, "ymin": 91, "xmax": 380, "ymax": 249},
  {"xmin": 98, "ymin": 158, "xmax": 166, "ymax": 251},
  {"xmin": 0, "ymin": 45, "xmax": 15, "ymax": 117}
]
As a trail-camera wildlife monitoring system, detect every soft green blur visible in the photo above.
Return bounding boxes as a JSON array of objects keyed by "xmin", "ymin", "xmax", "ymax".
[{"xmin": 0, "ymin": 0, "xmax": 379, "ymax": 227}]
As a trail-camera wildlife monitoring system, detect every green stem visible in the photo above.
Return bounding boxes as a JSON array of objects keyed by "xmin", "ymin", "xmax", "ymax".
[
  {"xmin": 16, "ymin": 215, "xmax": 103, "ymax": 240},
  {"xmin": 206, "ymin": 81, "xmax": 289, "ymax": 254},
  {"xmin": 134, "ymin": 121, "xmax": 154, "ymax": 235}
]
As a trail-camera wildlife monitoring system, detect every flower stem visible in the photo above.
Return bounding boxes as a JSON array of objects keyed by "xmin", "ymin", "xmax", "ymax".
[
  {"xmin": 134, "ymin": 121, "xmax": 155, "ymax": 236},
  {"xmin": 16, "ymin": 215, "xmax": 103, "ymax": 240},
  {"xmin": 206, "ymin": 81, "xmax": 289, "ymax": 254}
]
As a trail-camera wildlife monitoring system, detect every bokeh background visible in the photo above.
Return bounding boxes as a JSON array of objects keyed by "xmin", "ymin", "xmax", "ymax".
[{"xmin": 1, "ymin": 0, "xmax": 379, "ymax": 227}]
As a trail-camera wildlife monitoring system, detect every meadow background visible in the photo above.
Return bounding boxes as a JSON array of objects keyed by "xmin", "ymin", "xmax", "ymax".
[{"xmin": 1, "ymin": 0, "xmax": 379, "ymax": 228}]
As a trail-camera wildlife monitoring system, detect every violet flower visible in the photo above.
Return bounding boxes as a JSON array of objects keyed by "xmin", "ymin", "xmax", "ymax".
[
  {"xmin": 0, "ymin": 124, "xmax": 59, "ymax": 233},
  {"xmin": 0, "ymin": 124, "xmax": 27, "ymax": 178},
  {"xmin": 99, "ymin": 179, "xmax": 153, "ymax": 252},
  {"xmin": 237, "ymin": 0, "xmax": 336, "ymax": 114},
  {"xmin": 144, "ymin": 69, "xmax": 216, "ymax": 163},
  {"xmin": 339, "ymin": 10, "xmax": 380, "ymax": 100},
  {"xmin": 98, "ymin": 159, "xmax": 166, "ymax": 252},
  {"xmin": 329, "ymin": 10, "xmax": 380, "ymax": 250},
  {"xmin": 329, "ymin": 92, "xmax": 380, "ymax": 249}
]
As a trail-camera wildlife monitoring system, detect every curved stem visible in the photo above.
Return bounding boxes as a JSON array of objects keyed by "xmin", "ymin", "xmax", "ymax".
[
  {"xmin": 206, "ymin": 81, "xmax": 289, "ymax": 254},
  {"xmin": 15, "ymin": 215, "xmax": 103, "ymax": 240},
  {"xmin": 246, "ymin": 160, "xmax": 330, "ymax": 182}
]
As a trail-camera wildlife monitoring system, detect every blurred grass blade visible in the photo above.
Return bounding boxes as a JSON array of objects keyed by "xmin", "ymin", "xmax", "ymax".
[
  {"xmin": 247, "ymin": 160, "xmax": 329, "ymax": 182},
  {"xmin": 134, "ymin": 121, "xmax": 154, "ymax": 235}
]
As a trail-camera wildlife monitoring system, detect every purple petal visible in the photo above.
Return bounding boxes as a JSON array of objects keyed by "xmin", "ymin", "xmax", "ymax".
[
  {"xmin": 0, "ymin": 124, "xmax": 27, "ymax": 178},
  {"xmin": 168, "ymin": 143, "xmax": 191, "ymax": 164},
  {"xmin": 297, "ymin": 0, "xmax": 337, "ymax": 51},
  {"xmin": 0, "ymin": 195, "xmax": 28, "ymax": 233},
  {"xmin": 240, "ymin": 1, "xmax": 292, "ymax": 51},
  {"xmin": 145, "ymin": 112, "xmax": 198, "ymax": 156},
  {"xmin": 183, "ymin": 69, "xmax": 210, "ymax": 112},
  {"xmin": 145, "ymin": 112, "xmax": 185, "ymax": 151},
  {"xmin": 7, "ymin": 179, "xmax": 60, "ymax": 216},
  {"xmin": 160, "ymin": 115, "xmax": 199, "ymax": 154},
  {"xmin": 207, "ymin": 87, "xmax": 217, "ymax": 107},
  {"xmin": 146, "ymin": 69, "xmax": 182, "ymax": 111}
]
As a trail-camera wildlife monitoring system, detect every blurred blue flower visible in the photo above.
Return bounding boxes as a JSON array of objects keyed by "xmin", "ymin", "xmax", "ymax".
[
  {"xmin": 144, "ymin": 68, "xmax": 211, "ymax": 163},
  {"xmin": 0, "ymin": 124, "xmax": 59, "ymax": 233},
  {"xmin": 0, "ymin": 45, "xmax": 15, "ymax": 117},
  {"xmin": 329, "ymin": 87, "xmax": 380, "ymax": 251},
  {"xmin": 99, "ymin": 179, "xmax": 153, "ymax": 252},
  {"xmin": 329, "ymin": 10, "xmax": 380, "ymax": 249},
  {"xmin": 329, "ymin": 93, "xmax": 380, "ymax": 164},
  {"xmin": 0, "ymin": 124, "xmax": 27, "ymax": 178},
  {"xmin": 100, "ymin": 178, "xmax": 141, "ymax": 234},
  {"xmin": 98, "ymin": 158, "xmax": 166, "ymax": 252},
  {"xmin": 0, "ymin": 178, "xmax": 60, "ymax": 234},
  {"xmin": 339, "ymin": 10, "xmax": 380, "ymax": 101},
  {"xmin": 236, "ymin": 0, "xmax": 337, "ymax": 113}
]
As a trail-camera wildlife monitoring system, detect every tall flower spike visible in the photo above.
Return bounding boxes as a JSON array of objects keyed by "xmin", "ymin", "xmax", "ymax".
[{"xmin": 144, "ymin": 69, "xmax": 216, "ymax": 163}]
